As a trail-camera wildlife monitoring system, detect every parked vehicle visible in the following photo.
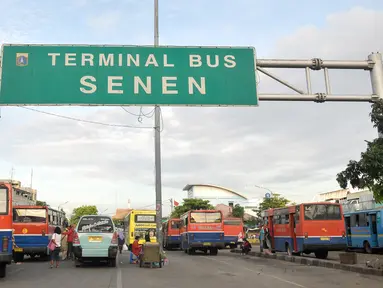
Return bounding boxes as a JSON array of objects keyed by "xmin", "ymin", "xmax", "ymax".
[
  {"xmin": 223, "ymin": 217, "xmax": 244, "ymax": 248},
  {"xmin": 262, "ymin": 202, "xmax": 347, "ymax": 259},
  {"xmin": 180, "ymin": 210, "xmax": 224, "ymax": 255},
  {"xmin": 162, "ymin": 218, "xmax": 181, "ymax": 250},
  {"xmin": 344, "ymin": 207, "xmax": 383, "ymax": 253},
  {"xmin": 0, "ymin": 183, "xmax": 13, "ymax": 278},
  {"xmin": 73, "ymin": 215, "xmax": 118, "ymax": 267},
  {"xmin": 12, "ymin": 205, "xmax": 66, "ymax": 262}
]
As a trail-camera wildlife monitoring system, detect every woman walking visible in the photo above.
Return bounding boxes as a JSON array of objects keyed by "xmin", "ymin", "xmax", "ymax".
[{"xmin": 50, "ymin": 227, "xmax": 62, "ymax": 269}]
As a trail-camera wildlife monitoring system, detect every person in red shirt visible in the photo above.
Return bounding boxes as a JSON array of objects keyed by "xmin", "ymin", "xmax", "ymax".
[
  {"xmin": 62, "ymin": 225, "xmax": 74, "ymax": 260},
  {"xmin": 131, "ymin": 236, "xmax": 141, "ymax": 264}
]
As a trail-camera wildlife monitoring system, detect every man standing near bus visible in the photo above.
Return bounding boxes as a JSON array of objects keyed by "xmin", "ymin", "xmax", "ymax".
[
  {"xmin": 259, "ymin": 226, "xmax": 265, "ymax": 252},
  {"xmin": 62, "ymin": 225, "xmax": 74, "ymax": 260}
]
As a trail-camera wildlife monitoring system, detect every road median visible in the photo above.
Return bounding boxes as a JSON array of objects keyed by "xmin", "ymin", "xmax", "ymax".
[{"xmin": 229, "ymin": 249, "xmax": 383, "ymax": 276}]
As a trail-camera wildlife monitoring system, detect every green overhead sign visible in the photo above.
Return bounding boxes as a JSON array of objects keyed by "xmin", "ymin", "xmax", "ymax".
[{"xmin": 0, "ymin": 44, "xmax": 258, "ymax": 106}]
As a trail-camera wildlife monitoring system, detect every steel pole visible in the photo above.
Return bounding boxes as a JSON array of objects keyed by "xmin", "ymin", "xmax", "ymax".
[
  {"xmin": 154, "ymin": 0, "xmax": 163, "ymax": 248},
  {"xmin": 368, "ymin": 52, "xmax": 383, "ymax": 138}
]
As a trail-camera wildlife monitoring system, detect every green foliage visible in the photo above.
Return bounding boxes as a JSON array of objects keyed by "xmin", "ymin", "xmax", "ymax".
[
  {"xmin": 113, "ymin": 219, "xmax": 123, "ymax": 228},
  {"xmin": 337, "ymin": 100, "xmax": 383, "ymax": 202},
  {"xmin": 256, "ymin": 194, "xmax": 294, "ymax": 219},
  {"xmin": 231, "ymin": 204, "xmax": 245, "ymax": 218},
  {"xmin": 69, "ymin": 205, "xmax": 98, "ymax": 225},
  {"xmin": 35, "ymin": 200, "xmax": 48, "ymax": 207},
  {"xmin": 170, "ymin": 198, "xmax": 214, "ymax": 218}
]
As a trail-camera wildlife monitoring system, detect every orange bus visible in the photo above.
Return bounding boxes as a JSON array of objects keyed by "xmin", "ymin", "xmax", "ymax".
[
  {"xmin": 0, "ymin": 183, "xmax": 13, "ymax": 278},
  {"xmin": 12, "ymin": 205, "xmax": 66, "ymax": 262},
  {"xmin": 223, "ymin": 217, "xmax": 244, "ymax": 249},
  {"xmin": 162, "ymin": 218, "xmax": 181, "ymax": 250},
  {"xmin": 180, "ymin": 210, "xmax": 224, "ymax": 255},
  {"xmin": 262, "ymin": 202, "xmax": 347, "ymax": 259}
]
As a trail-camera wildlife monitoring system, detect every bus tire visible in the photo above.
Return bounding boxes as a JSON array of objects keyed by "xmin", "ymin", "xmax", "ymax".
[
  {"xmin": 0, "ymin": 263, "xmax": 6, "ymax": 278},
  {"xmin": 314, "ymin": 250, "xmax": 328, "ymax": 259},
  {"xmin": 364, "ymin": 241, "xmax": 372, "ymax": 254}
]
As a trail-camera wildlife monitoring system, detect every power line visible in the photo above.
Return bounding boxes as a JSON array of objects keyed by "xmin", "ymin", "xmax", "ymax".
[
  {"xmin": 120, "ymin": 106, "xmax": 155, "ymax": 122},
  {"xmin": 18, "ymin": 106, "xmax": 153, "ymax": 129}
]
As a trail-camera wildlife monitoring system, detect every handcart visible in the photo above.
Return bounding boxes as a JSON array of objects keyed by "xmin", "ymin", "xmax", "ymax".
[{"xmin": 139, "ymin": 242, "xmax": 163, "ymax": 268}]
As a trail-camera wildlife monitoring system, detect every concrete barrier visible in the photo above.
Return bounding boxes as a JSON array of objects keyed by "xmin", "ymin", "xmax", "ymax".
[{"xmin": 230, "ymin": 249, "xmax": 383, "ymax": 276}]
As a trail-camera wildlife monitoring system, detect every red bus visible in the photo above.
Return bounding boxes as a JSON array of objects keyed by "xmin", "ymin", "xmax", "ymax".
[
  {"xmin": 180, "ymin": 210, "xmax": 224, "ymax": 255},
  {"xmin": 262, "ymin": 202, "xmax": 346, "ymax": 259},
  {"xmin": 12, "ymin": 205, "xmax": 66, "ymax": 262},
  {"xmin": 223, "ymin": 217, "xmax": 244, "ymax": 249},
  {"xmin": 162, "ymin": 218, "xmax": 181, "ymax": 250},
  {"xmin": 0, "ymin": 183, "xmax": 13, "ymax": 278}
]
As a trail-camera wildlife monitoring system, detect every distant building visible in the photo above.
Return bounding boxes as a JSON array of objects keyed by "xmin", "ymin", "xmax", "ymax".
[
  {"xmin": 0, "ymin": 179, "xmax": 37, "ymax": 205},
  {"xmin": 183, "ymin": 183, "xmax": 248, "ymax": 205},
  {"xmin": 215, "ymin": 203, "xmax": 254, "ymax": 221},
  {"xmin": 112, "ymin": 208, "xmax": 132, "ymax": 221}
]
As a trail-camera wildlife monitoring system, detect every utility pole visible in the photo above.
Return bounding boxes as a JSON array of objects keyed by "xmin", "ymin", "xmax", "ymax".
[{"xmin": 154, "ymin": 0, "xmax": 163, "ymax": 249}]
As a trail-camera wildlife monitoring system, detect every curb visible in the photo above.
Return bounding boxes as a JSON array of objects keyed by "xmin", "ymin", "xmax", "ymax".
[{"xmin": 229, "ymin": 249, "xmax": 383, "ymax": 277}]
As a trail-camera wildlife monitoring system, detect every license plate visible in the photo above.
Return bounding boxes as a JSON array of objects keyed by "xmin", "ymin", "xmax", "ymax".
[
  {"xmin": 320, "ymin": 237, "xmax": 330, "ymax": 241},
  {"xmin": 203, "ymin": 242, "xmax": 211, "ymax": 246},
  {"xmin": 14, "ymin": 248, "xmax": 23, "ymax": 252},
  {"xmin": 88, "ymin": 236, "xmax": 103, "ymax": 243}
]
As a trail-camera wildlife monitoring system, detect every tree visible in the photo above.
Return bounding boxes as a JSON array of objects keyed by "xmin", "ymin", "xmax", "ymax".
[
  {"xmin": 69, "ymin": 205, "xmax": 98, "ymax": 225},
  {"xmin": 113, "ymin": 219, "xmax": 123, "ymax": 228},
  {"xmin": 231, "ymin": 204, "xmax": 245, "ymax": 219},
  {"xmin": 256, "ymin": 194, "xmax": 294, "ymax": 219},
  {"xmin": 337, "ymin": 100, "xmax": 383, "ymax": 202},
  {"xmin": 36, "ymin": 200, "xmax": 49, "ymax": 207},
  {"xmin": 170, "ymin": 198, "xmax": 214, "ymax": 218}
]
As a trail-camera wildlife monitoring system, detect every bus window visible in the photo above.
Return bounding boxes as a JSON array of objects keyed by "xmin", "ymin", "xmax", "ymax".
[
  {"xmin": 171, "ymin": 221, "xmax": 180, "ymax": 229},
  {"xmin": 304, "ymin": 204, "xmax": 342, "ymax": 220},
  {"xmin": 223, "ymin": 219, "xmax": 242, "ymax": 226},
  {"xmin": 13, "ymin": 208, "xmax": 46, "ymax": 223},
  {"xmin": 190, "ymin": 212, "xmax": 221, "ymax": 223},
  {"xmin": 358, "ymin": 213, "xmax": 368, "ymax": 226},
  {"xmin": 295, "ymin": 206, "xmax": 300, "ymax": 224},
  {"xmin": 0, "ymin": 187, "xmax": 8, "ymax": 215},
  {"xmin": 350, "ymin": 214, "xmax": 357, "ymax": 227}
]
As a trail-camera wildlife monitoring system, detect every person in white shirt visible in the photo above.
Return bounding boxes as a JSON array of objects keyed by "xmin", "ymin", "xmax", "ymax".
[{"xmin": 50, "ymin": 227, "xmax": 62, "ymax": 269}]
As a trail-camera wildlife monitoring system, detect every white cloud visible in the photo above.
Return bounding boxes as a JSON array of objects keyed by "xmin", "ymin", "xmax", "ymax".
[{"xmin": 1, "ymin": 5, "xmax": 382, "ymax": 213}]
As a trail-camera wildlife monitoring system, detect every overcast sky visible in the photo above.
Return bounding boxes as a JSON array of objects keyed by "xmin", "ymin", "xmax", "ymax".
[{"xmin": 0, "ymin": 0, "xmax": 382, "ymax": 216}]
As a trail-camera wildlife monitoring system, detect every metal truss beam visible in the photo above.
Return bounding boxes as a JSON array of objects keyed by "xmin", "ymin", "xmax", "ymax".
[{"xmin": 256, "ymin": 52, "xmax": 383, "ymax": 103}]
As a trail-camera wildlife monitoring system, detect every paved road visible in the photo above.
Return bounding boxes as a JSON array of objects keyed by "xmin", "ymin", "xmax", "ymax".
[{"xmin": 1, "ymin": 250, "xmax": 381, "ymax": 288}]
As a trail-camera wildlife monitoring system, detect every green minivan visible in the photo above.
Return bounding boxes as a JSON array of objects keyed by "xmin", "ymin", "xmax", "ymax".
[{"xmin": 73, "ymin": 215, "xmax": 118, "ymax": 267}]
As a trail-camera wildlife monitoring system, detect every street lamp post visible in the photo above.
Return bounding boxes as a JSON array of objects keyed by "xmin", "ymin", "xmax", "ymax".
[{"xmin": 58, "ymin": 201, "xmax": 69, "ymax": 211}]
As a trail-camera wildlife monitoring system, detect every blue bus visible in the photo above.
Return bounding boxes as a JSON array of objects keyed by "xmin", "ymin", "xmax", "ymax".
[
  {"xmin": 344, "ymin": 208, "xmax": 383, "ymax": 253},
  {"xmin": 180, "ymin": 210, "xmax": 224, "ymax": 255}
]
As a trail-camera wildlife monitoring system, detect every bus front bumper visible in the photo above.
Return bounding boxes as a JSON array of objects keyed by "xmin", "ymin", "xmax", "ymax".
[
  {"xmin": 303, "ymin": 243, "xmax": 347, "ymax": 251},
  {"xmin": 189, "ymin": 242, "xmax": 225, "ymax": 249},
  {"xmin": 0, "ymin": 253, "xmax": 12, "ymax": 264}
]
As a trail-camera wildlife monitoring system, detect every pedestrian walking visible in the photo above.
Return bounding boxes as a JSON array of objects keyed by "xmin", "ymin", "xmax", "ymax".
[
  {"xmin": 118, "ymin": 229, "xmax": 125, "ymax": 254},
  {"xmin": 50, "ymin": 227, "xmax": 62, "ymax": 269}
]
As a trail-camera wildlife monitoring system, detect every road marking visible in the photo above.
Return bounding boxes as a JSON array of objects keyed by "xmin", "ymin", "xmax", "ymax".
[
  {"xmin": 117, "ymin": 257, "xmax": 122, "ymax": 288},
  {"xmin": 7, "ymin": 267, "xmax": 24, "ymax": 275},
  {"xmin": 201, "ymin": 256, "xmax": 308, "ymax": 288}
]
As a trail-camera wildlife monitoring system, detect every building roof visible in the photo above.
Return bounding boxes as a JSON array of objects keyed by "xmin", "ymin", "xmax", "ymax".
[
  {"xmin": 112, "ymin": 208, "xmax": 132, "ymax": 220},
  {"xmin": 183, "ymin": 184, "xmax": 248, "ymax": 200}
]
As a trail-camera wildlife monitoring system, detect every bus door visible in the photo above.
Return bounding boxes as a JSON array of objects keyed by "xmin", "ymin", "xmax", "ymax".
[
  {"xmin": 289, "ymin": 212, "xmax": 297, "ymax": 251},
  {"xmin": 268, "ymin": 215, "xmax": 274, "ymax": 250},
  {"xmin": 344, "ymin": 216, "xmax": 352, "ymax": 247},
  {"xmin": 368, "ymin": 213, "xmax": 378, "ymax": 247}
]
